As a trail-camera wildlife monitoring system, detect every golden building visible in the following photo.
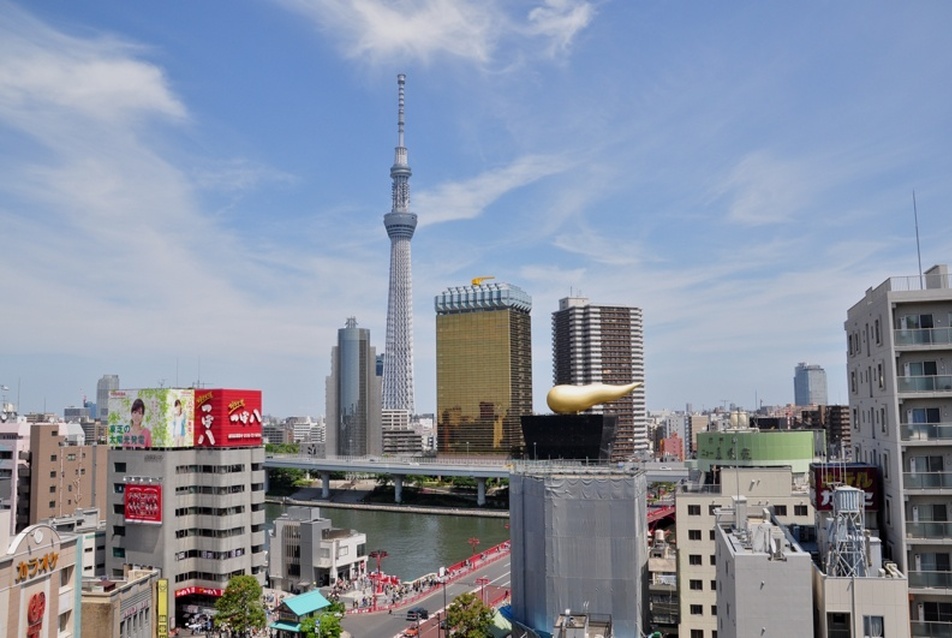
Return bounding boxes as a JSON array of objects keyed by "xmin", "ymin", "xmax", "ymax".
[{"xmin": 436, "ymin": 281, "xmax": 532, "ymax": 455}]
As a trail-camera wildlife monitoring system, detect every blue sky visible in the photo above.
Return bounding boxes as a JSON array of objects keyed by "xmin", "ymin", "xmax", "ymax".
[{"xmin": 2, "ymin": 1, "xmax": 951, "ymax": 419}]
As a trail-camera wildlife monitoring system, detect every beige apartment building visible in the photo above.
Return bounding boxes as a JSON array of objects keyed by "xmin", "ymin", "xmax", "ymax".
[
  {"xmin": 845, "ymin": 264, "xmax": 952, "ymax": 636},
  {"xmin": 676, "ymin": 466, "xmax": 815, "ymax": 638}
]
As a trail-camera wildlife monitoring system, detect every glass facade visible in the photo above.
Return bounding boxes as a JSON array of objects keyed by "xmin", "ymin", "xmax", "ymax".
[{"xmin": 436, "ymin": 284, "xmax": 532, "ymax": 455}]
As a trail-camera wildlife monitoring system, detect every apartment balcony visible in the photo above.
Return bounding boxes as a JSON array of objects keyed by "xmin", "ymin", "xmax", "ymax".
[
  {"xmin": 906, "ymin": 521, "xmax": 952, "ymax": 541},
  {"xmin": 904, "ymin": 472, "xmax": 952, "ymax": 491},
  {"xmin": 908, "ymin": 570, "xmax": 952, "ymax": 589},
  {"xmin": 897, "ymin": 375, "xmax": 952, "ymax": 393},
  {"xmin": 895, "ymin": 327, "xmax": 952, "ymax": 348},
  {"xmin": 912, "ymin": 620, "xmax": 952, "ymax": 638},
  {"xmin": 901, "ymin": 422, "xmax": 952, "ymax": 442}
]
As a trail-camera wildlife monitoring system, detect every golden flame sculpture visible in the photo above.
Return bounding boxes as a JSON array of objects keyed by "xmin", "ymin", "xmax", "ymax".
[{"xmin": 546, "ymin": 381, "xmax": 642, "ymax": 414}]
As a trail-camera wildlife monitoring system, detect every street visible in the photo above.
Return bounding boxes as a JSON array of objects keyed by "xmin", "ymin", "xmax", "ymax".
[{"xmin": 341, "ymin": 557, "xmax": 512, "ymax": 638}]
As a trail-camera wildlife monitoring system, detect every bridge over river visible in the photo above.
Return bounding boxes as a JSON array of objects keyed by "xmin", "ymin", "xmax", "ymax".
[{"xmin": 264, "ymin": 455, "xmax": 689, "ymax": 505}]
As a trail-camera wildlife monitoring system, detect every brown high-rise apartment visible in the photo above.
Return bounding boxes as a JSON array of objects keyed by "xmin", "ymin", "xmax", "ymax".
[{"xmin": 552, "ymin": 296, "xmax": 646, "ymax": 460}]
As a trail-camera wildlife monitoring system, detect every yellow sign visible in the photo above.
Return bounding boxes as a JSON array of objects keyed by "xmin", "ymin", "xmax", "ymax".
[
  {"xmin": 157, "ymin": 579, "xmax": 169, "ymax": 638},
  {"xmin": 14, "ymin": 552, "xmax": 58, "ymax": 583}
]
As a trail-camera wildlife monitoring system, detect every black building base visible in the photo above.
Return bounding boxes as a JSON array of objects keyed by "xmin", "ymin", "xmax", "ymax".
[{"xmin": 520, "ymin": 414, "xmax": 616, "ymax": 462}]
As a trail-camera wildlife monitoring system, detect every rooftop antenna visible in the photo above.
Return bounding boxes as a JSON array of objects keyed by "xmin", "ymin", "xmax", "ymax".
[{"xmin": 914, "ymin": 191, "xmax": 923, "ymax": 288}]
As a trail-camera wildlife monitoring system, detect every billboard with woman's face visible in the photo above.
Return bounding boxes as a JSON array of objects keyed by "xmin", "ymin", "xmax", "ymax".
[
  {"xmin": 107, "ymin": 388, "xmax": 195, "ymax": 448},
  {"xmin": 108, "ymin": 387, "xmax": 261, "ymax": 449}
]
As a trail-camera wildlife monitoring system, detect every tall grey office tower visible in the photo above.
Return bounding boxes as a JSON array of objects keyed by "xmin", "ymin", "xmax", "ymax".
[
  {"xmin": 552, "ymin": 297, "xmax": 646, "ymax": 459},
  {"xmin": 793, "ymin": 362, "xmax": 828, "ymax": 406},
  {"xmin": 382, "ymin": 73, "xmax": 416, "ymax": 414},
  {"xmin": 325, "ymin": 318, "xmax": 382, "ymax": 457},
  {"xmin": 96, "ymin": 373, "xmax": 119, "ymax": 420}
]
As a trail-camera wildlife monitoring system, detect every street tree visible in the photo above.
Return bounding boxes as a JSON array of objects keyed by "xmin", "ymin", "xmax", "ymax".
[
  {"xmin": 445, "ymin": 592, "xmax": 494, "ymax": 637},
  {"xmin": 299, "ymin": 611, "xmax": 343, "ymax": 638},
  {"xmin": 214, "ymin": 575, "xmax": 267, "ymax": 637}
]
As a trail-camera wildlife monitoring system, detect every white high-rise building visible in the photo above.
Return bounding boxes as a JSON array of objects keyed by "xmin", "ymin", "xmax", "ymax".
[
  {"xmin": 845, "ymin": 264, "xmax": 952, "ymax": 637},
  {"xmin": 794, "ymin": 362, "xmax": 828, "ymax": 406},
  {"xmin": 552, "ymin": 296, "xmax": 646, "ymax": 458},
  {"xmin": 96, "ymin": 373, "xmax": 119, "ymax": 420}
]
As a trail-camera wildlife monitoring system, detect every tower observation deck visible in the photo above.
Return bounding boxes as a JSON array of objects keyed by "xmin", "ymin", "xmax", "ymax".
[{"xmin": 382, "ymin": 73, "xmax": 416, "ymax": 413}]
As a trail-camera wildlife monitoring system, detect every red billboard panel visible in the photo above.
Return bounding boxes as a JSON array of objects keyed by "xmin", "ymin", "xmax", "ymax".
[
  {"xmin": 810, "ymin": 463, "xmax": 881, "ymax": 511},
  {"xmin": 124, "ymin": 484, "xmax": 163, "ymax": 524},
  {"xmin": 194, "ymin": 389, "xmax": 263, "ymax": 448}
]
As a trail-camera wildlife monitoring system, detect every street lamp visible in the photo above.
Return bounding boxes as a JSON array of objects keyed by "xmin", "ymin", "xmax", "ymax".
[
  {"xmin": 467, "ymin": 537, "xmax": 480, "ymax": 557},
  {"xmin": 533, "ymin": 441, "xmax": 537, "ymax": 460},
  {"xmin": 476, "ymin": 577, "xmax": 489, "ymax": 605},
  {"xmin": 440, "ymin": 576, "xmax": 448, "ymax": 638}
]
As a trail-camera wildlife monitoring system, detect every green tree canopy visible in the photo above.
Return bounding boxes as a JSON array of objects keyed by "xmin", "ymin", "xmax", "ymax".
[
  {"xmin": 214, "ymin": 575, "xmax": 267, "ymax": 638},
  {"xmin": 445, "ymin": 592, "xmax": 494, "ymax": 638},
  {"xmin": 299, "ymin": 611, "xmax": 342, "ymax": 638}
]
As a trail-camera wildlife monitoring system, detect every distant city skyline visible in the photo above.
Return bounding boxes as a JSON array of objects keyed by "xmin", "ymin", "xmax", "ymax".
[{"xmin": 2, "ymin": 3, "xmax": 951, "ymax": 418}]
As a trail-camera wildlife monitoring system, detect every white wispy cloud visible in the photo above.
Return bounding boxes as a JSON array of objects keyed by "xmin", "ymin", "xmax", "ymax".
[
  {"xmin": 415, "ymin": 153, "xmax": 572, "ymax": 226},
  {"xmin": 275, "ymin": 0, "xmax": 596, "ymax": 65},
  {"xmin": 525, "ymin": 0, "xmax": 596, "ymax": 56},
  {"xmin": 714, "ymin": 151, "xmax": 810, "ymax": 226}
]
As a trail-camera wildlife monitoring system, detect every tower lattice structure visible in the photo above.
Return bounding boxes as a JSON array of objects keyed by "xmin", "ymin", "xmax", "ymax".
[{"xmin": 382, "ymin": 74, "xmax": 416, "ymax": 413}]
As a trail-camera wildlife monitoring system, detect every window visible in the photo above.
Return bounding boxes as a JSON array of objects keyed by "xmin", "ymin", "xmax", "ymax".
[
  {"xmin": 710, "ymin": 554, "xmax": 716, "ymax": 565},
  {"xmin": 711, "ymin": 580, "xmax": 717, "ymax": 590},
  {"xmin": 708, "ymin": 504, "xmax": 719, "ymax": 515},
  {"xmin": 688, "ymin": 529, "xmax": 702, "ymax": 540},
  {"xmin": 863, "ymin": 615, "xmax": 884, "ymax": 637},
  {"xmin": 691, "ymin": 631, "xmax": 703, "ymax": 638},
  {"xmin": 49, "ymin": 485, "xmax": 56, "ymax": 493},
  {"xmin": 883, "ymin": 452, "xmax": 889, "ymax": 479},
  {"xmin": 114, "ymin": 462, "xmax": 127, "ymax": 473},
  {"xmin": 690, "ymin": 605, "xmax": 703, "ymax": 616},
  {"xmin": 112, "ymin": 547, "xmax": 125, "ymax": 558},
  {"xmin": 688, "ymin": 504, "xmax": 701, "ymax": 516},
  {"xmin": 49, "ymin": 471, "xmax": 56, "ymax": 478},
  {"xmin": 795, "ymin": 505, "xmax": 809, "ymax": 516},
  {"xmin": 773, "ymin": 504, "xmax": 787, "ymax": 516},
  {"xmin": 50, "ymin": 454, "xmax": 57, "ymax": 462},
  {"xmin": 875, "ymin": 318, "xmax": 881, "ymax": 345},
  {"xmin": 923, "ymin": 601, "xmax": 952, "ymax": 622},
  {"xmin": 710, "ymin": 529, "xmax": 717, "ymax": 541},
  {"xmin": 689, "ymin": 554, "xmax": 702, "ymax": 566},
  {"xmin": 711, "ymin": 605, "xmax": 717, "ymax": 616},
  {"xmin": 690, "ymin": 579, "xmax": 702, "ymax": 590},
  {"xmin": 49, "ymin": 501, "xmax": 55, "ymax": 508}
]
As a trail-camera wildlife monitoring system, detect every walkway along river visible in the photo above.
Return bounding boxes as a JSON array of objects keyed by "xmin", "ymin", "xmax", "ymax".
[{"xmin": 265, "ymin": 488, "xmax": 511, "ymax": 583}]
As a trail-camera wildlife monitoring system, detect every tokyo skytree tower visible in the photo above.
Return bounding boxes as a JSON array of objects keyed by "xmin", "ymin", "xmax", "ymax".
[{"xmin": 382, "ymin": 74, "xmax": 416, "ymax": 413}]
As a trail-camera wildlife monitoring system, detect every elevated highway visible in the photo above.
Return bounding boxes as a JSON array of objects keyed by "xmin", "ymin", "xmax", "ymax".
[{"xmin": 264, "ymin": 455, "xmax": 689, "ymax": 505}]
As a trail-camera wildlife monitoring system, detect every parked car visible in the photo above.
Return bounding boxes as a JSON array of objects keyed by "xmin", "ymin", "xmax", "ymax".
[{"xmin": 406, "ymin": 606, "xmax": 429, "ymax": 621}]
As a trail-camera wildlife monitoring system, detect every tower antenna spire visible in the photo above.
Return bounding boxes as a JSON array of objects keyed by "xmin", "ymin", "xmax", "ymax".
[
  {"xmin": 383, "ymin": 73, "xmax": 417, "ymax": 414},
  {"xmin": 397, "ymin": 73, "xmax": 406, "ymax": 149}
]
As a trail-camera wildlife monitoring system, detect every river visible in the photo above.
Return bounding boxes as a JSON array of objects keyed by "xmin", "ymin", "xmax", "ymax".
[{"xmin": 265, "ymin": 503, "xmax": 511, "ymax": 582}]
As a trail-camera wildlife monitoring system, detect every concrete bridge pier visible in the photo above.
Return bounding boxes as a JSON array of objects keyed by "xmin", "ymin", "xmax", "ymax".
[
  {"xmin": 477, "ymin": 477, "xmax": 487, "ymax": 506},
  {"xmin": 394, "ymin": 475, "xmax": 404, "ymax": 504},
  {"xmin": 321, "ymin": 472, "xmax": 331, "ymax": 499}
]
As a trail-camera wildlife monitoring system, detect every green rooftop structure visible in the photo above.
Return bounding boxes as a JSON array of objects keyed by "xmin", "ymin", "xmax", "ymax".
[{"xmin": 692, "ymin": 429, "xmax": 825, "ymax": 474}]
